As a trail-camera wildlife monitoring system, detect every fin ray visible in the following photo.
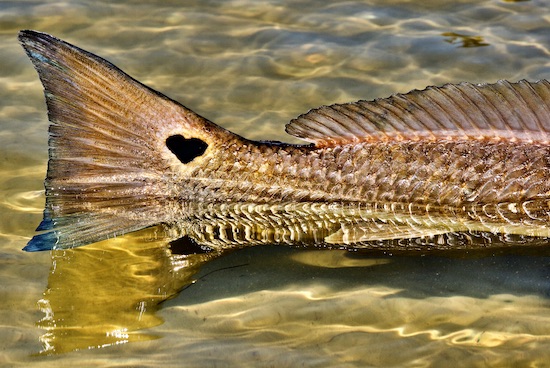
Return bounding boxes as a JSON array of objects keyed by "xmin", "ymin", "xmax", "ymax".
[{"xmin": 286, "ymin": 80, "xmax": 550, "ymax": 146}]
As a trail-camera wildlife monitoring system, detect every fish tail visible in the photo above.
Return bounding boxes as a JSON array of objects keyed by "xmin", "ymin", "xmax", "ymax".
[{"xmin": 19, "ymin": 30, "xmax": 234, "ymax": 251}]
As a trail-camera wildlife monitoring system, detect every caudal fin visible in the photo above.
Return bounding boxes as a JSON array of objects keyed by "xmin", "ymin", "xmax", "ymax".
[{"xmin": 19, "ymin": 30, "xmax": 234, "ymax": 251}]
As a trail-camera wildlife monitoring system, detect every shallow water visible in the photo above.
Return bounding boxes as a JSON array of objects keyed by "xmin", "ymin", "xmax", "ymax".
[{"xmin": 2, "ymin": 0, "xmax": 550, "ymax": 366}]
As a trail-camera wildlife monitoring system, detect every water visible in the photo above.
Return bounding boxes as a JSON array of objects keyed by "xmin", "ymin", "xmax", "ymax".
[{"xmin": 2, "ymin": 0, "xmax": 550, "ymax": 366}]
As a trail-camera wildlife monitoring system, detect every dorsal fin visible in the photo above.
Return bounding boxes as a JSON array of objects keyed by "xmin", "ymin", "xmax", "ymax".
[{"xmin": 285, "ymin": 80, "xmax": 550, "ymax": 146}]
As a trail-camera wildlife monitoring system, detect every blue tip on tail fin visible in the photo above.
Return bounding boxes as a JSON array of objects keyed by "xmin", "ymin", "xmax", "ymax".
[
  {"xmin": 35, "ymin": 215, "xmax": 53, "ymax": 232},
  {"xmin": 24, "ymin": 231, "xmax": 58, "ymax": 252},
  {"xmin": 24, "ymin": 212, "xmax": 55, "ymax": 252}
]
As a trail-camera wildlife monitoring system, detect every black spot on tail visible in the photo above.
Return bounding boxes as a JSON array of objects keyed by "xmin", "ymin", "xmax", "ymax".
[{"xmin": 166, "ymin": 135, "xmax": 208, "ymax": 164}]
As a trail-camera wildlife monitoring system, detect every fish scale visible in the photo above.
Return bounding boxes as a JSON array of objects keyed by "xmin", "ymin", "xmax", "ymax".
[{"xmin": 17, "ymin": 30, "xmax": 550, "ymax": 252}]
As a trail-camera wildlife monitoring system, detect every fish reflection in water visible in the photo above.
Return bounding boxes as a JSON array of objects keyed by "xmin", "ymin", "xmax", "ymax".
[
  {"xmin": 36, "ymin": 231, "xmax": 550, "ymax": 355},
  {"xmin": 36, "ymin": 229, "xmax": 219, "ymax": 354},
  {"xmin": 17, "ymin": 31, "xmax": 550, "ymax": 354}
]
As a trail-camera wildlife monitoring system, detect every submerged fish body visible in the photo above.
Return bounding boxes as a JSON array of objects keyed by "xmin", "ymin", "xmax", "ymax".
[{"xmin": 19, "ymin": 30, "xmax": 550, "ymax": 252}]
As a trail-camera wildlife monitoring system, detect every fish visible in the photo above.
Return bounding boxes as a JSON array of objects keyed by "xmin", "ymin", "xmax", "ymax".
[{"xmin": 18, "ymin": 30, "xmax": 550, "ymax": 253}]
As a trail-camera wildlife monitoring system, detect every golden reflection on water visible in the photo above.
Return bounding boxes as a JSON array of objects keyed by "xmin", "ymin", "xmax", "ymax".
[
  {"xmin": 290, "ymin": 250, "xmax": 392, "ymax": 268},
  {"xmin": 36, "ymin": 228, "xmax": 217, "ymax": 355}
]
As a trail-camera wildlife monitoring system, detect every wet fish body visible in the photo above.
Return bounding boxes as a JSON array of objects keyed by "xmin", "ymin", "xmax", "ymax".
[{"xmin": 19, "ymin": 30, "xmax": 550, "ymax": 252}]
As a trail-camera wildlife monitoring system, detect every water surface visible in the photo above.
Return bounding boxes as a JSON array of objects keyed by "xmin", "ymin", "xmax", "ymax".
[{"xmin": 2, "ymin": 0, "xmax": 550, "ymax": 366}]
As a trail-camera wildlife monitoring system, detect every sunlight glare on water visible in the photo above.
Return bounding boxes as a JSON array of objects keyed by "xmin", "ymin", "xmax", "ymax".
[{"xmin": 2, "ymin": 0, "xmax": 550, "ymax": 366}]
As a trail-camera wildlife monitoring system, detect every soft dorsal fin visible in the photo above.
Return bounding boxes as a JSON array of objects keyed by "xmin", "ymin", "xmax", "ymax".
[{"xmin": 285, "ymin": 80, "xmax": 550, "ymax": 146}]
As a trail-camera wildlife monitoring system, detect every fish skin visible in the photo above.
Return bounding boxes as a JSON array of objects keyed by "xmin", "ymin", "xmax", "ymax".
[{"xmin": 18, "ymin": 30, "xmax": 550, "ymax": 252}]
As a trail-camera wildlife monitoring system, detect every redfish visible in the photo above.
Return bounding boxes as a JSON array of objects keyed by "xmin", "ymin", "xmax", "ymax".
[{"xmin": 19, "ymin": 30, "xmax": 550, "ymax": 252}]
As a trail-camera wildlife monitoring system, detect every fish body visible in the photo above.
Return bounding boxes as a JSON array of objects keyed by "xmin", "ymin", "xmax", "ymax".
[{"xmin": 19, "ymin": 30, "xmax": 550, "ymax": 252}]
